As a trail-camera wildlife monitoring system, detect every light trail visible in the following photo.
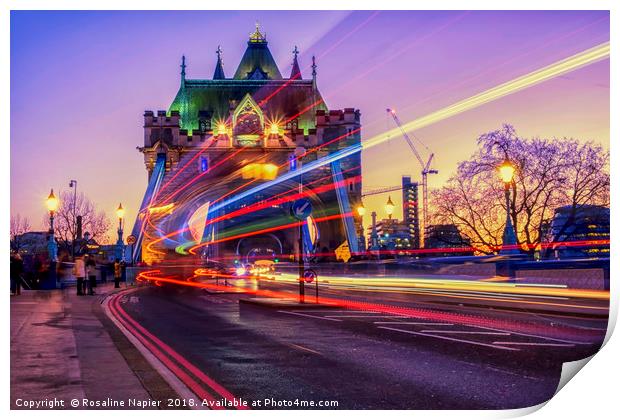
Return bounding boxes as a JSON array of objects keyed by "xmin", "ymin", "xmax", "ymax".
[
  {"xmin": 363, "ymin": 41, "xmax": 610, "ymax": 149},
  {"xmin": 269, "ymin": 272, "xmax": 609, "ymax": 300},
  {"xmin": 187, "ymin": 212, "xmax": 351, "ymax": 255},
  {"xmin": 365, "ymin": 15, "xmax": 611, "ymax": 128},
  {"xmin": 136, "ymin": 270, "xmax": 605, "ymax": 342},
  {"xmin": 144, "ymin": 173, "xmax": 360, "ymax": 255},
  {"xmin": 107, "ymin": 291, "xmax": 248, "ymax": 409},
  {"xmin": 206, "ymin": 42, "xmax": 609, "ymax": 215}
]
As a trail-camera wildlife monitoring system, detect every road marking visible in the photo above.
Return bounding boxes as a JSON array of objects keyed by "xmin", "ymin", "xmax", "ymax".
[
  {"xmin": 493, "ymin": 341, "xmax": 575, "ymax": 347},
  {"xmin": 102, "ymin": 293, "xmax": 205, "ymax": 409},
  {"xmin": 465, "ymin": 324, "xmax": 593, "ymax": 345},
  {"xmin": 277, "ymin": 310, "xmax": 343, "ymax": 322},
  {"xmin": 373, "ymin": 322, "xmax": 454, "ymax": 326},
  {"xmin": 377, "ymin": 326, "xmax": 519, "ymax": 351},
  {"xmin": 420, "ymin": 330, "xmax": 511, "ymax": 335},
  {"xmin": 287, "ymin": 343, "xmax": 322, "ymax": 355},
  {"xmin": 484, "ymin": 366, "xmax": 544, "ymax": 382},
  {"xmin": 110, "ymin": 291, "xmax": 247, "ymax": 409}
]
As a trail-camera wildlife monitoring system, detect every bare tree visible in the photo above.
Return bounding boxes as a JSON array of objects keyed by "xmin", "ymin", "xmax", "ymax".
[
  {"xmin": 42, "ymin": 191, "xmax": 111, "ymax": 248},
  {"xmin": 431, "ymin": 124, "xmax": 609, "ymax": 254},
  {"xmin": 10, "ymin": 214, "xmax": 32, "ymax": 252}
]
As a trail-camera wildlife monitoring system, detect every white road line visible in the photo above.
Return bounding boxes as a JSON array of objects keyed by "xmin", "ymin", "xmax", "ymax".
[
  {"xmin": 377, "ymin": 326, "xmax": 519, "ymax": 351},
  {"xmin": 420, "ymin": 330, "xmax": 511, "ymax": 336},
  {"xmin": 277, "ymin": 310, "xmax": 343, "ymax": 322},
  {"xmin": 493, "ymin": 342, "xmax": 575, "ymax": 347},
  {"xmin": 373, "ymin": 322, "xmax": 454, "ymax": 326},
  {"xmin": 465, "ymin": 324, "xmax": 593, "ymax": 345},
  {"xmin": 287, "ymin": 343, "xmax": 322, "ymax": 355}
]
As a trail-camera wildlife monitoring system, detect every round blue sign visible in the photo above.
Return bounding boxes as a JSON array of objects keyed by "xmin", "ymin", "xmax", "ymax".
[
  {"xmin": 291, "ymin": 199, "xmax": 312, "ymax": 220},
  {"xmin": 303, "ymin": 269, "xmax": 318, "ymax": 284}
]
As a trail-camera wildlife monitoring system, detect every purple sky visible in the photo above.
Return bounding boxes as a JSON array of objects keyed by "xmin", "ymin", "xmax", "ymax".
[{"xmin": 10, "ymin": 10, "xmax": 609, "ymax": 239}]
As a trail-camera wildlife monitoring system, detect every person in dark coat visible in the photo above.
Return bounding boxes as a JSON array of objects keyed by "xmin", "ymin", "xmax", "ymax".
[
  {"xmin": 10, "ymin": 253, "xmax": 24, "ymax": 295},
  {"xmin": 73, "ymin": 255, "xmax": 86, "ymax": 296},
  {"xmin": 86, "ymin": 256, "xmax": 97, "ymax": 295},
  {"xmin": 114, "ymin": 259, "xmax": 121, "ymax": 288}
]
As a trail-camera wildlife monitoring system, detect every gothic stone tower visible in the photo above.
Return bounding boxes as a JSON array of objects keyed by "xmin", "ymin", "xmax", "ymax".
[{"xmin": 137, "ymin": 26, "xmax": 362, "ymax": 263}]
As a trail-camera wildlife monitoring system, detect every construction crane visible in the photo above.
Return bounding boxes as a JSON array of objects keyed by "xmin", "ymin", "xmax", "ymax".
[
  {"xmin": 386, "ymin": 108, "xmax": 438, "ymax": 247},
  {"xmin": 361, "ymin": 185, "xmax": 402, "ymax": 197}
]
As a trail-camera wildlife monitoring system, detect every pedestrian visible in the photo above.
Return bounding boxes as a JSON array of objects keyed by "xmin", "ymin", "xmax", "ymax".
[
  {"xmin": 86, "ymin": 256, "xmax": 97, "ymax": 295},
  {"xmin": 10, "ymin": 252, "xmax": 24, "ymax": 295},
  {"xmin": 114, "ymin": 258, "xmax": 122, "ymax": 288},
  {"xmin": 73, "ymin": 255, "xmax": 86, "ymax": 296},
  {"xmin": 120, "ymin": 260, "xmax": 127, "ymax": 286}
]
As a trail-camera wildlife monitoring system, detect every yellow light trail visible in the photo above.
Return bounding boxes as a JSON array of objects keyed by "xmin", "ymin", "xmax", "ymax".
[
  {"xmin": 363, "ymin": 42, "xmax": 610, "ymax": 150},
  {"xmin": 269, "ymin": 273, "xmax": 610, "ymax": 300}
]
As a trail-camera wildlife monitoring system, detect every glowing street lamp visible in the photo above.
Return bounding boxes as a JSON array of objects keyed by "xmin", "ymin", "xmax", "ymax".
[
  {"xmin": 498, "ymin": 159, "xmax": 519, "ymax": 254},
  {"xmin": 269, "ymin": 122, "xmax": 279, "ymax": 135},
  {"xmin": 498, "ymin": 159, "xmax": 516, "ymax": 185},
  {"xmin": 116, "ymin": 203, "xmax": 125, "ymax": 261},
  {"xmin": 116, "ymin": 203, "xmax": 125, "ymax": 220},
  {"xmin": 45, "ymin": 189, "xmax": 59, "ymax": 263},
  {"xmin": 385, "ymin": 196, "xmax": 395, "ymax": 219},
  {"xmin": 356, "ymin": 203, "xmax": 366, "ymax": 217},
  {"xmin": 46, "ymin": 189, "xmax": 59, "ymax": 218},
  {"xmin": 356, "ymin": 203, "xmax": 367, "ymax": 252}
]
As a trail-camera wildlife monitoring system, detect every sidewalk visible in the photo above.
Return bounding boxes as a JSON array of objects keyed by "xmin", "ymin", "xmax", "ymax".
[{"xmin": 10, "ymin": 283, "xmax": 177, "ymax": 409}]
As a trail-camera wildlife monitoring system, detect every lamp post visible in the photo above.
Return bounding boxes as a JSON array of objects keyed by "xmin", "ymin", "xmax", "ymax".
[
  {"xmin": 46, "ymin": 189, "xmax": 59, "ymax": 261},
  {"xmin": 69, "ymin": 179, "xmax": 77, "ymax": 260},
  {"xmin": 115, "ymin": 203, "xmax": 125, "ymax": 261},
  {"xmin": 46, "ymin": 189, "xmax": 59, "ymax": 288},
  {"xmin": 369, "ymin": 211, "xmax": 379, "ymax": 251},
  {"xmin": 498, "ymin": 159, "xmax": 519, "ymax": 255}
]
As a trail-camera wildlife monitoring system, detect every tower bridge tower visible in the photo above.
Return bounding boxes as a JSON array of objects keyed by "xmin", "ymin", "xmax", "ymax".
[{"xmin": 134, "ymin": 26, "xmax": 363, "ymax": 264}]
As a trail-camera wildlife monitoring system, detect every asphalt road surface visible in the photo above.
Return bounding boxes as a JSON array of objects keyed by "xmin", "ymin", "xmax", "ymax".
[{"xmin": 113, "ymin": 268, "xmax": 608, "ymax": 410}]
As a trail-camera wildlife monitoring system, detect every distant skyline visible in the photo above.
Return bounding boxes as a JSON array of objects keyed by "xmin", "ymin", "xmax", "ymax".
[{"xmin": 10, "ymin": 10, "xmax": 609, "ymax": 239}]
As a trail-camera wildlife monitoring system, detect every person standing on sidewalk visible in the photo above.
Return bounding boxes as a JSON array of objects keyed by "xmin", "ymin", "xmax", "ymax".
[
  {"xmin": 86, "ymin": 256, "xmax": 97, "ymax": 295},
  {"xmin": 10, "ymin": 252, "xmax": 24, "ymax": 295},
  {"xmin": 114, "ymin": 259, "xmax": 122, "ymax": 288},
  {"xmin": 73, "ymin": 255, "xmax": 86, "ymax": 296}
]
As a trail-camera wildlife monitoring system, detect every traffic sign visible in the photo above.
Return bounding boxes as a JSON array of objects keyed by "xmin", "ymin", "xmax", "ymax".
[
  {"xmin": 335, "ymin": 241, "xmax": 351, "ymax": 263},
  {"xmin": 290, "ymin": 199, "xmax": 312, "ymax": 220},
  {"xmin": 126, "ymin": 235, "xmax": 137, "ymax": 245},
  {"xmin": 303, "ymin": 269, "xmax": 318, "ymax": 284}
]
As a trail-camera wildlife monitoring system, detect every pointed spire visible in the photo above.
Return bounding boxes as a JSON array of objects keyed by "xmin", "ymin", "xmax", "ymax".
[
  {"xmin": 180, "ymin": 55, "xmax": 186, "ymax": 87},
  {"xmin": 290, "ymin": 46, "xmax": 301, "ymax": 80},
  {"xmin": 213, "ymin": 45, "xmax": 225, "ymax": 80},
  {"xmin": 311, "ymin": 55, "xmax": 317, "ymax": 90}
]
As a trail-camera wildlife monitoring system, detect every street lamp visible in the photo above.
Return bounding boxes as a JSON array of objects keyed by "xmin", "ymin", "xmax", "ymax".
[
  {"xmin": 46, "ymin": 189, "xmax": 59, "ymax": 228},
  {"xmin": 498, "ymin": 159, "xmax": 519, "ymax": 254},
  {"xmin": 116, "ymin": 203, "xmax": 125, "ymax": 261},
  {"xmin": 356, "ymin": 203, "xmax": 367, "ymax": 252},
  {"xmin": 356, "ymin": 203, "xmax": 366, "ymax": 217},
  {"xmin": 385, "ymin": 196, "xmax": 395, "ymax": 219},
  {"xmin": 69, "ymin": 179, "xmax": 78, "ymax": 260},
  {"xmin": 46, "ymin": 189, "xmax": 59, "ymax": 287}
]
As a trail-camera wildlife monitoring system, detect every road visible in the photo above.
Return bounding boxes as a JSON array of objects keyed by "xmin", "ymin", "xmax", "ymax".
[{"xmin": 109, "ymin": 266, "xmax": 608, "ymax": 410}]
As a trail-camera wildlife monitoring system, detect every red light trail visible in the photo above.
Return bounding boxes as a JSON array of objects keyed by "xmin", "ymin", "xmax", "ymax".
[{"xmin": 135, "ymin": 270, "xmax": 606, "ymax": 343}]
